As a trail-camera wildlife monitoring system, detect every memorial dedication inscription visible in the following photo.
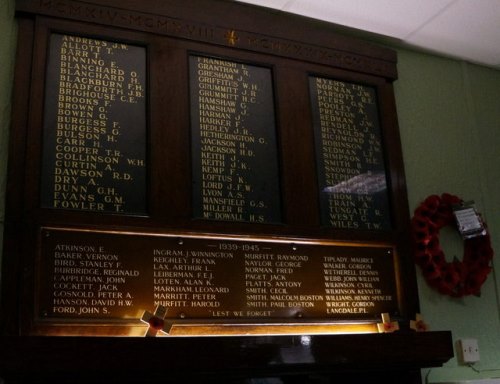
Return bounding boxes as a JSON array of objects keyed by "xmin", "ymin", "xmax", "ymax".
[
  {"xmin": 41, "ymin": 34, "xmax": 147, "ymax": 214},
  {"xmin": 190, "ymin": 55, "xmax": 281, "ymax": 224},
  {"xmin": 310, "ymin": 77, "xmax": 391, "ymax": 230},
  {"xmin": 38, "ymin": 229, "xmax": 398, "ymax": 322}
]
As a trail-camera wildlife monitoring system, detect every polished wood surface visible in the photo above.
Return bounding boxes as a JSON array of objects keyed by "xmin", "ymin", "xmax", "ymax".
[{"xmin": 0, "ymin": 332, "xmax": 453, "ymax": 383}]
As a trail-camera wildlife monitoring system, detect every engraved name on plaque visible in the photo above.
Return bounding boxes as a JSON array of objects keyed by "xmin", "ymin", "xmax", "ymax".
[
  {"xmin": 40, "ymin": 34, "xmax": 147, "ymax": 214},
  {"xmin": 190, "ymin": 55, "xmax": 281, "ymax": 224},
  {"xmin": 310, "ymin": 77, "xmax": 391, "ymax": 230},
  {"xmin": 38, "ymin": 229, "xmax": 398, "ymax": 322}
]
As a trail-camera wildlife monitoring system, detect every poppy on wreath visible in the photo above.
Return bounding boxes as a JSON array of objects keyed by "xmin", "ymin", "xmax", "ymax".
[{"xmin": 411, "ymin": 193, "xmax": 493, "ymax": 298}]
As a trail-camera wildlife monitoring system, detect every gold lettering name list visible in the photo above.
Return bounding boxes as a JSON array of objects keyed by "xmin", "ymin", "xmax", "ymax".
[
  {"xmin": 50, "ymin": 242, "xmax": 140, "ymax": 317},
  {"xmin": 191, "ymin": 56, "xmax": 281, "ymax": 224},
  {"xmin": 312, "ymin": 77, "xmax": 391, "ymax": 230},
  {"xmin": 42, "ymin": 34, "xmax": 147, "ymax": 214},
  {"xmin": 39, "ymin": 231, "xmax": 397, "ymax": 321}
]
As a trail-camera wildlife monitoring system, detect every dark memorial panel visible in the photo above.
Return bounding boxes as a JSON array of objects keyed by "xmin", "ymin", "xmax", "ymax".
[
  {"xmin": 190, "ymin": 55, "xmax": 281, "ymax": 224},
  {"xmin": 40, "ymin": 34, "xmax": 147, "ymax": 214},
  {"xmin": 2, "ymin": 0, "xmax": 454, "ymax": 376},
  {"xmin": 310, "ymin": 77, "xmax": 391, "ymax": 230},
  {"xmin": 37, "ymin": 229, "xmax": 398, "ymax": 324}
]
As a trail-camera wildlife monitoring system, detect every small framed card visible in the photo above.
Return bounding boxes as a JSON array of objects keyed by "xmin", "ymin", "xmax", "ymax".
[{"xmin": 453, "ymin": 202, "xmax": 486, "ymax": 239}]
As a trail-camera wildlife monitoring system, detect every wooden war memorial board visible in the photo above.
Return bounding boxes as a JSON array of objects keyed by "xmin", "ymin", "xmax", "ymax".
[{"xmin": 1, "ymin": 0, "xmax": 417, "ymax": 337}]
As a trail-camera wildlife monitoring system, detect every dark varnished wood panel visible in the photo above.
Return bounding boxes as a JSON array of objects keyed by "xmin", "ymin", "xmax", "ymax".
[
  {"xmin": 4, "ymin": 0, "xmax": 424, "ymax": 353},
  {"xmin": 4, "ymin": 8, "xmax": 414, "ymax": 332},
  {"xmin": 0, "ymin": 17, "xmax": 36, "ymax": 336},
  {"xmin": 16, "ymin": 0, "xmax": 397, "ymax": 79},
  {"xmin": 1, "ymin": 0, "xmax": 452, "ymax": 382},
  {"xmin": 0, "ymin": 332, "xmax": 453, "ymax": 382}
]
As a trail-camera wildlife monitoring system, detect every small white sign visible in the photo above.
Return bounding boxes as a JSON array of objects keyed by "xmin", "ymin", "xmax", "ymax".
[{"xmin": 453, "ymin": 203, "xmax": 486, "ymax": 239}]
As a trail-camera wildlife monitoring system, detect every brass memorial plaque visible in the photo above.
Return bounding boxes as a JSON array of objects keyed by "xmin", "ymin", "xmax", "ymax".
[
  {"xmin": 38, "ymin": 229, "xmax": 399, "ymax": 325},
  {"xmin": 40, "ymin": 34, "xmax": 147, "ymax": 215},
  {"xmin": 310, "ymin": 77, "xmax": 391, "ymax": 230}
]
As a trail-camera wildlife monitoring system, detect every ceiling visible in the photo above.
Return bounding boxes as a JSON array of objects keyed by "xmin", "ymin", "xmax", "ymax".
[{"xmin": 235, "ymin": 0, "xmax": 500, "ymax": 69}]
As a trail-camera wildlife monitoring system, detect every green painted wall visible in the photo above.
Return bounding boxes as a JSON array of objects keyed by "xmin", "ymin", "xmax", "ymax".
[
  {"xmin": 395, "ymin": 50, "xmax": 500, "ymax": 381},
  {"xmin": 1, "ymin": 2, "xmax": 500, "ymax": 381}
]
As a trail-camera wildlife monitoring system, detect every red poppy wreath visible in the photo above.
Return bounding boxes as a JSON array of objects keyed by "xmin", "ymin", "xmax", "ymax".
[{"xmin": 411, "ymin": 193, "xmax": 493, "ymax": 297}]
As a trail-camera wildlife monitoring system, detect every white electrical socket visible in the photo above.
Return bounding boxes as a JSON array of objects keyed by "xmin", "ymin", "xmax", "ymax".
[{"xmin": 458, "ymin": 338, "xmax": 480, "ymax": 364}]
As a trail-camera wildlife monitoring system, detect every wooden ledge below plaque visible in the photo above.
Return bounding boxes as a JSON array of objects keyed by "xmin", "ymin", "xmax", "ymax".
[{"xmin": 0, "ymin": 332, "xmax": 453, "ymax": 383}]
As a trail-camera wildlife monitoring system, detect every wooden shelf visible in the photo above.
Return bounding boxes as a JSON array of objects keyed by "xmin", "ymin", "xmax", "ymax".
[{"xmin": 0, "ymin": 332, "xmax": 453, "ymax": 383}]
